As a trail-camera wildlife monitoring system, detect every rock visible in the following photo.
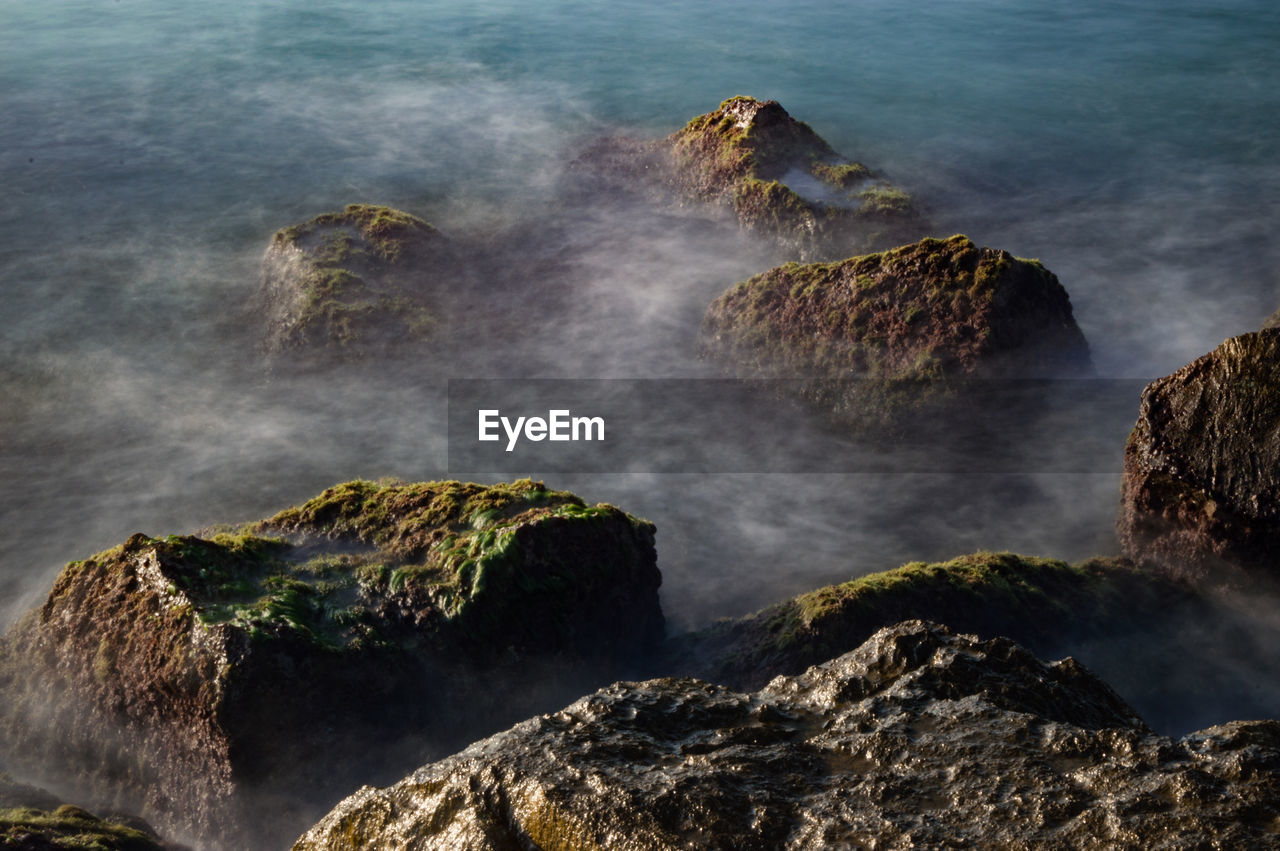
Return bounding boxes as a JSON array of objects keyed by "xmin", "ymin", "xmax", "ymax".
[
  {"xmin": 0, "ymin": 772, "xmax": 176, "ymax": 850},
  {"xmin": 252, "ymin": 204, "xmax": 455, "ymax": 360},
  {"xmin": 701, "ymin": 234, "xmax": 1091, "ymax": 381},
  {"xmin": 697, "ymin": 234, "xmax": 1092, "ymax": 433},
  {"xmin": 294, "ymin": 620, "xmax": 1280, "ymax": 849},
  {"xmin": 1119, "ymin": 329, "xmax": 1280, "ymax": 582},
  {"xmin": 0, "ymin": 479, "xmax": 661, "ymax": 850},
  {"xmin": 665, "ymin": 551, "xmax": 1280, "ymax": 736},
  {"xmin": 668, "ymin": 552, "xmax": 1185, "ymax": 692},
  {"xmin": 576, "ymin": 96, "xmax": 923, "ymax": 260}
]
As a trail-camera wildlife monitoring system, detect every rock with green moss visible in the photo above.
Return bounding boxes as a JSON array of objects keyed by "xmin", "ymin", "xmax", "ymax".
[
  {"xmin": 0, "ymin": 479, "xmax": 661, "ymax": 850},
  {"xmin": 1119, "ymin": 329, "xmax": 1280, "ymax": 581},
  {"xmin": 0, "ymin": 772, "xmax": 176, "ymax": 850},
  {"xmin": 667, "ymin": 550, "xmax": 1280, "ymax": 736},
  {"xmin": 667, "ymin": 552, "xmax": 1180, "ymax": 692},
  {"xmin": 253, "ymin": 204, "xmax": 456, "ymax": 360},
  {"xmin": 698, "ymin": 234, "xmax": 1091, "ymax": 432},
  {"xmin": 293, "ymin": 620, "xmax": 1280, "ymax": 849},
  {"xmin": 576, "ymin": 96, "xmax": 923, "ymax": 260}
]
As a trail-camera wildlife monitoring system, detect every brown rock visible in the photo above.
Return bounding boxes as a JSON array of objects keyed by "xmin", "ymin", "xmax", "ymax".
[
  {"xmin": 576, "ymin": 96, "xmax": 923, "ymax": 260},
  {"xmin": 0, "ymin": 479, "xmax": 662, "ymax": 849},
  {"xmin": 1119, "ymin": 329, "xmax": 1280, "ymax": 581}
]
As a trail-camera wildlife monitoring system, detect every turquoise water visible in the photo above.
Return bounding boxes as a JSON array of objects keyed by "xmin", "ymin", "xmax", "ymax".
[{"xmin": 3, "ymin": 0, "xmax": 1280, "ymax": 640}]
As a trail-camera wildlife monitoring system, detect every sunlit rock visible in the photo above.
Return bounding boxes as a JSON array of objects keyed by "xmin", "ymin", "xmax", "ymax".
[
  {"xmin": 0, "ymin": 479, "xmax": 661, "ymax": 849},
  {"xmin": 1119, "ymin": 329, "xmax": 1280, "ymax": 581},
  {"xmin": 294, "ymin": 620, "xmax": 1280, "ymax": 849},
  {"xmin": 576, "ymin": 96, "xmax": 923, "ymax": 260},
  {"xmin": 697, "ymin": 234, "xmax": 1091, "ymax": 433}
]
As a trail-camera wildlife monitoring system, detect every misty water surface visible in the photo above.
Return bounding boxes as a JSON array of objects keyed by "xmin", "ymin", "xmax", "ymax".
[{"xmin": 3, "ymin": 0, "xmax": 1280, "ymax": 730}]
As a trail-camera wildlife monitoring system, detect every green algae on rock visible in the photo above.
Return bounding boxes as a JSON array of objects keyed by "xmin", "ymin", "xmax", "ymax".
[
  {"xmin": 667, "ymin": 552, "xmax": 1187, "ymax": 692},
  {"xmin": 0, "ymin": 479, "xmax": 661, "ymax": 850},
  {"xmin": 293, "ymin": 620, "xmax": 1280, "ymax": 850},
  {"xmin": 577, "ymin": 96, "xmax": 923, "ymax": 260},
  {"xmin": 253, "ymin": 203, "xmax": 454, "ymax": 360},
  {"xmin": 697, "ymin": 234, "xmax": 1092, "ymax": 433},
  {"xmin": 0, "ymin": 772, "xmax": 174, "ymax": 850},
  {"xmin": 1119, "ymin": 329, "xmax": 1280, "ymax": 582}
]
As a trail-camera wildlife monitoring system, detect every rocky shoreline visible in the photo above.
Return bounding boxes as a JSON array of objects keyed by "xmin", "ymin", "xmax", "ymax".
[{"xmin": 7, "ymin": 96, "xmax": 1280, "ymax": 848}]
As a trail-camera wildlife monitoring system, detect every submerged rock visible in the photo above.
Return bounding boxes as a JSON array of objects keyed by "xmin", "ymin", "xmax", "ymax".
[
  {"xmin": 577, "ymin": 96, "xmax": 922, "ymax": 260},
  {"xmin": 1119, "ymin": 329, "xmax": 1280, "ymax": 581},
  {"xmin": 252, "ymin": 204, "xmax": 456, "ymax": 361},
  {"xmin": 0, "ymin": 479, "xmax": 661, "ymax": 849},
  {"xmin": 294, "ymin": 620, "xmax": 1280, "ymax": 849},
  {"xmin": 698, "ymin": 234, "xmax": 1091, "ymax": 432}
]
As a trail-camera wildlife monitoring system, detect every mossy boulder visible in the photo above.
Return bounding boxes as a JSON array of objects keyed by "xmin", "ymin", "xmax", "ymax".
[
  {"xmin": 698, "ymin": 234, "xmax": 1091, "ymax": 432},
  {"xmin": 0, "ymin": 479, "xmax": 661, "ymax": 850},
  {"xmin": 0, "ymin": 773, "xmax": 175, "ymax": 850},
  {"xmin": 1119, "ymin": 330, "xmax": 1280, "ymax": 581},
  {"xmin": 577, "ymin": 96, "xmax": 923, "ymax": 260},
  {"xmin": 668, "ymin": 552, "xmax": 1180, "ymax": 692},
  {"xmin": 294, "ymin": 620, "xmax": 1280, "ymax": 849},
  {"xmin": 253, "ymin": 204, "xmax": 455, "ymax": 360}
]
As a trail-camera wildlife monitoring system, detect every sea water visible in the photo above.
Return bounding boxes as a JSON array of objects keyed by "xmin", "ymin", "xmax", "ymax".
[{"xmin": 2, "ymin": 1, "xmax": 1279, "ymax": 651}]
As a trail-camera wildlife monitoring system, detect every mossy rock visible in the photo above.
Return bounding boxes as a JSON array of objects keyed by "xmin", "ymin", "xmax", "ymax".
[
  {"xmin": 697, "ymin": 234, "xmax": 1092, "ymax": 434},
  {"xmin": 576, "ymin": 96, "xmax": 924, "ymax": 260},
  {"xmin": 0, "ymin": 479, "xmax": 661, "ymax": 850},
  {"xmin": 668, "ymin": 551, "xmax": 1182, "ymax": 691},
  {"xmin": 0, "ymin": 773, "xmax": 174, "ymax": 850},
  {"xmin": 253, "ymin": 204, "xmax": 455, "ymax": 361},
  {"xmin": 0, "ymin": 805, "xmax": 169, "ymax": 850}
]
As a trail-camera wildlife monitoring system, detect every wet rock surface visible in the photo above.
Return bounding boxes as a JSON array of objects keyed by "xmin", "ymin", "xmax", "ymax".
[
  {"xmin": 1119, "ymin": 329, "xmax": 1280, "ymax": 581},
  {"xmin": 295, "ymin": 620, "xmax": 1280, "ymax": 850},
  {"xmin": 252, "ymin": 203, "xmax": 458, "ymax": 362},
  {"xmin": 576, "ymin": 96, "xmax": 923, "ymax": 260},
  {"xmin": 0, "ymin": 479, "xmax": 661, "ymax": 849}
]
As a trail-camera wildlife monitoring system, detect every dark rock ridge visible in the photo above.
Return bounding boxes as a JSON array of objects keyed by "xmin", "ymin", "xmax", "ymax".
[
  {"xmin": 697, "ymin": 234, "xmax": 1092, "ymax": 433},
  {"xmin": 0, "ymin": 479, "xmax": 661, "ymax": 850},
  {"xmin": 0, "ymin": 771, "xmax": 176, "ymax": 850},
  {"xmin": 668, "ymin": 552, "xmax": 1185, "ymax": 692},
  {"xmin": 294, "ymin": 620, "xmax": 1280, "ymax": 849},
  {"xmin": 1119, "ymin": 329, "xmax": 1280, "ymax": 581},
  {"xmin": 666, "ymin": 550, "xmax": 1280, "ymax": 736},
  {"xmin": 252, "ymin": 203, "xmax": 457, "ymax": 361},
  {"xmin": 576, "ymin": 96, "xmax": 923, "ymax": 260}
]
